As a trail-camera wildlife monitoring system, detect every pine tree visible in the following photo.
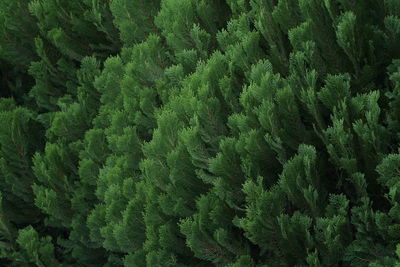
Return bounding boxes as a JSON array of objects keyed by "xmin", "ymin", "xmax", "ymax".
[{"xmin": 1, "ymin": 0, "xmax": 400, "ymax": 266}]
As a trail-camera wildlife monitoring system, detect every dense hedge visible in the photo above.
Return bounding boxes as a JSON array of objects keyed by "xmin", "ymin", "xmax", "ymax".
[{"xmin": 1, "ymin": 0, "xmax": 400, "ymax": 266}]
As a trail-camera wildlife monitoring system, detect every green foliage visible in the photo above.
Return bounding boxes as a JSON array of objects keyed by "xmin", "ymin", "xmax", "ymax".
[
  {"xmin": 12, "ymin": 226, "xmax": 58, "ymax": 267},
  {"xmin": 1, "ymin": 0, "xmax": 400, "ymax": 266},
  {"xmin": 0, "ymin": 100, "xmax": 43, "ymax": 225}
]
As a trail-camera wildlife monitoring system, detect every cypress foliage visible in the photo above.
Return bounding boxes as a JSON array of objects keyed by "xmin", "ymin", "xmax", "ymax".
[{"xmin": 0, "ymin": 0, "xmax": 400, "ymax": 266}]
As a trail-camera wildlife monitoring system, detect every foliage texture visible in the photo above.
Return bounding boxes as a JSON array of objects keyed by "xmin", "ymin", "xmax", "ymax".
[{"xmin": 1, "ymin": 0, "xmax": 400, "ymax": 266}]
